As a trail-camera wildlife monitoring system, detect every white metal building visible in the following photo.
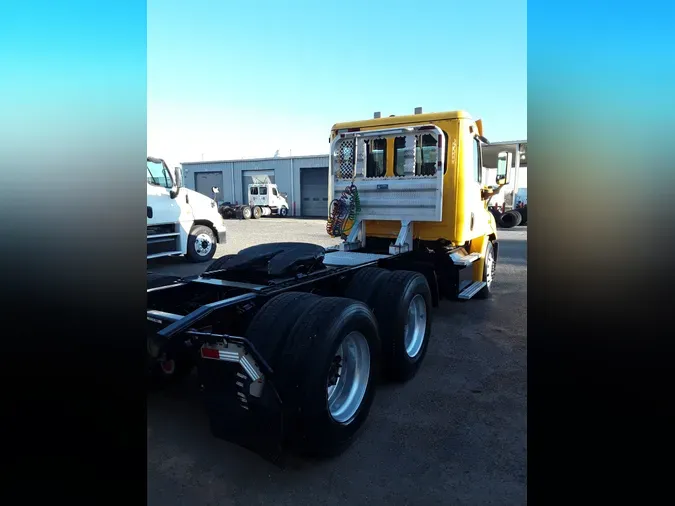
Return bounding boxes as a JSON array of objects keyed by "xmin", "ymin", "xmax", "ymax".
[
  {"xmin": 182, "ymin": 155, "xmax": 330, "ymax": 217},
  {"xmin": 181, "ymin": 140, "xmax": 527, "ymax": 217}
]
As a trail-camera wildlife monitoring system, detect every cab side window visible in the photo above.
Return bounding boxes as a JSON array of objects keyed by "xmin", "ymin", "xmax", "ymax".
[
  {"xmin": 272, "ymin": 187, "xmax": 278, "ymax": 196},
  {"xmin": 473, "ymin": 137, "xmax": 482, "ymax": 184},
  {"xmin": 147, "ymin": 162, "xmax": 172, "ymax": 189}
]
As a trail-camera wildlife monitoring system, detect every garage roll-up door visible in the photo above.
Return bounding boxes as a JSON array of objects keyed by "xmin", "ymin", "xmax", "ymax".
[
  {"xmin": 195, "ymin": 171, "xmax": 224, "ymax": 200},
  {"xmin": 300, "ymin": 167, "xmax": 328, "ymax": 217}
]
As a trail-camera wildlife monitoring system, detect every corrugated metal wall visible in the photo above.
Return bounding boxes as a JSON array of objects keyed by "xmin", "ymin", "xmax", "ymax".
[{"xmin": 182, "ymin": 155, "xmax": 330, "ymax": 216}]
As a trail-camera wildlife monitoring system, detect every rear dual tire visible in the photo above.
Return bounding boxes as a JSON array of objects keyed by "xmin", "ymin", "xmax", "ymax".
[
  {"xmin": 518, "ymin": 205, "xmax": 527, "ymax": 225},
  {"xmin": 246, "ymin": 293, "xmax": 380, "ymax": 458},
  {"xmin": 345, "ymin": 268, "xmax": 432, "ymax": 382},
  {"xmin": 241, "ymin": 269, "xmax": 432, "ymax": 457},
  {"xmin": 499, "ymin": 210, "xmax": 522, "ymax": 228}
]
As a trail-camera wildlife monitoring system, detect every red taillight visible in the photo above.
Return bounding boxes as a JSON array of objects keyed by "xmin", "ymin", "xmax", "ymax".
[{"xmin": 201, "ymin": 347, "xmax": 219, "ymax": 359}]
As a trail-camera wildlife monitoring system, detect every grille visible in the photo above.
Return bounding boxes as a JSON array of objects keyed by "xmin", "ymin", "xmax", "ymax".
[
  {"xmin": 147, "ymin": 236, "xmax": 179, "ymax": 256},
  {"xmin": 147, "ymin": 224, "xmax": 176, "ymax": 236}
]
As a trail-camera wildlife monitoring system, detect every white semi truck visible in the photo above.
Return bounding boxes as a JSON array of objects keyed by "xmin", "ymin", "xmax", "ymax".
[
  {"xmin": 218, "ymin": 183, "xmax": 290, "ymax": 220},
  {"xmin": 147, "ymin": 156, "xmax": 227, "ymax": 263}
]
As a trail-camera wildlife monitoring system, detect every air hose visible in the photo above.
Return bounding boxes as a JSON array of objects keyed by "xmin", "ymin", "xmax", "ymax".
[{"xmin": 326, "ymin": 184, "xmax": 361, "ymax": 238}]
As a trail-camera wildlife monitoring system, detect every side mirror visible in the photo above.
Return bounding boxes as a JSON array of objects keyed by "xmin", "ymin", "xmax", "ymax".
[
  {"xmin": 211, "ymin": 186, "xmax": 220, "ymax": 201},
  {"xmin": 281, "ymin": 192, "xmax": 288, "ymax": 198},
  {"xmin": 174, "ymin": 167, "xmax": 183, "ymax": 188},
  {"xmin": 496, "ymin": 151, "xmax": 512, "ymax": 186},
  {"xmin": 169, "ymin": 165, "xmax": 180, "ymax": 199}
]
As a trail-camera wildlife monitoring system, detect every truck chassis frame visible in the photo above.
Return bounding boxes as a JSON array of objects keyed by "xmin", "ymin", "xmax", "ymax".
[{"xmin": 147, "ymin": 236, "xmax": 498, "ymax": 465}]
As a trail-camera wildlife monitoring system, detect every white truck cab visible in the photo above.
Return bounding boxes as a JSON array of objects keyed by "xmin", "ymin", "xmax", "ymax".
[
  {"xmin": 248, "ymin": 183, "xmax": 289, "ymax": 217},
  {"xmin": 219, "ymin": 183, "xmax": 290, "ymax": 220},
  {"xmin": 147, "ymin": 156, "xmax": 227, "ymax": 262}
]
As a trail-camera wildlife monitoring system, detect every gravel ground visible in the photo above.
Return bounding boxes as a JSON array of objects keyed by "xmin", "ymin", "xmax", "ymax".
[{"xmin": 147, "ymin": 219, "xmax": 527, "ymax": 506}]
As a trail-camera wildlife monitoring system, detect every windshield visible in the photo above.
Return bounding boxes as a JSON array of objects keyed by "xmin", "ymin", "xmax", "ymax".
[{"xmin": 147, "ymin": 160, "xmax": 173, "ymax": 189}]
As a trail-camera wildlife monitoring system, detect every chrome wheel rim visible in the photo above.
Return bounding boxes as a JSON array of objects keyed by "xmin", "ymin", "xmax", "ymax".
[
  {"xmin": 327, "ymin": 331, "xmax": 371, "ymax": 424},
  {"xmin": 485, "ymin": 247, "xmax": 495, "ymax": 288},
  {"xmin": 194, "ymin": 233, "xmax": 213, "ymax": 256},
  {"xmin": 404, "ymin": 294, "xmax": 427, "ymax": 358}
]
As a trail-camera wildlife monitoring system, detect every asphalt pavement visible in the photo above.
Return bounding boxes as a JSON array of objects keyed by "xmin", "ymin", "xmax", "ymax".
[{"xmin": 147, "ymin": 219, "xmax": 527, "ymax": 506}]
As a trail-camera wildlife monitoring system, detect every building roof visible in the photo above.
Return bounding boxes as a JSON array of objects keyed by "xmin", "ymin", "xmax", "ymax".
[{"xmin": 182, "ymin": 154, "xmax": 327, "ymax": 166}]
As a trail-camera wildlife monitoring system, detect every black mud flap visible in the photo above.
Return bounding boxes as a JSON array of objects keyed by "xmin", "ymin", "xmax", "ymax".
[{"xmin": 198, "ymin": 357, "xmax": 288, "ymax": 466}]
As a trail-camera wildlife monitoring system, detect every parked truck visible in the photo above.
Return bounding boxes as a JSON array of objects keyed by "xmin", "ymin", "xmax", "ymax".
[
  {"xmin": 146, "ymin": 109, "xmax": 511, "ymax": 464},
  {"xmin": 218, "ymin": 182, "xmax": 290, "ymax": 220},
  {"xmin": 147, "ymin": 156, "xmax": 227, "ymax": 263},
  {"xmin": 486, "ymin": 152, "xmax": 527, "ymax": 228}
]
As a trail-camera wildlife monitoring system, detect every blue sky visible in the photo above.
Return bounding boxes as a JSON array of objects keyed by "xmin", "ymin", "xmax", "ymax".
[{"xmin": 148, "ymin": 0, "xmax": 526, "ymax": 166}]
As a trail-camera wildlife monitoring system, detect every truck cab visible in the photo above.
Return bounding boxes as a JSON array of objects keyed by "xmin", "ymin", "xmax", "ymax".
[
  {"xmin": 248, "ymin": 183, "xmax": 289, "ymax": 216},
  {"xmin": 219, "ymin": 183, "xmax": 290, "ymax": 220},
  {"xmin": 327, "ymin": 109, "xmax": 511, "ymax": 299},
  {"xmin": 147, "ymin": 156, "xmax": 227, "ymax": 262}
]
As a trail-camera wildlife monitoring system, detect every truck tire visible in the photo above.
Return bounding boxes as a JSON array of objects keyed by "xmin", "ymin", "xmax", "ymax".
[
  {"xmin": 500, "ymin": 210, "xmax": 522, "ymax": 228},
  {"xmin": 344, "ymin": 267, "xmax": 391, "ymax": 306},
  {"xmin": 252, "ymin": 206, "xmax": 262, "ymax": 219},
  {"xmin": 186, "ymin": 225, "xmax": 217, "ymax": 263},
  {"xmin": 278, "ymin": 206, "xmax": 289, "ymax": 217},
  {"xmin": 280, "ymin": 297, "xmax": 380, "ymax": 457},
  {"xmin": 371, "ymin": 271, "xmax": 432, "ymax": 382},
  {"xmin": 476, "ymin": 241, "xmax": 496, "ymax": 299},
  {"xmin": 246, "ymin": 292, "xmax": 321, "ymax": 367},
  {"xmin": 518, "ymin": 206, "xmax": 527, "ymax": 225},
  {"xmin": 241, "ymin": 206, "xmax": 252, "ymax": 220}
]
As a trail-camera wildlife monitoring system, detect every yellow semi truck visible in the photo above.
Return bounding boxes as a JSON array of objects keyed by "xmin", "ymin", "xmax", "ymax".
[
  {"xmin": 326, "ymin": 108, "xmax": 509, "ymax": 300},
  {"xmin": 146, "ymin": 108, "xmax": 511, "ymax": 465}
]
